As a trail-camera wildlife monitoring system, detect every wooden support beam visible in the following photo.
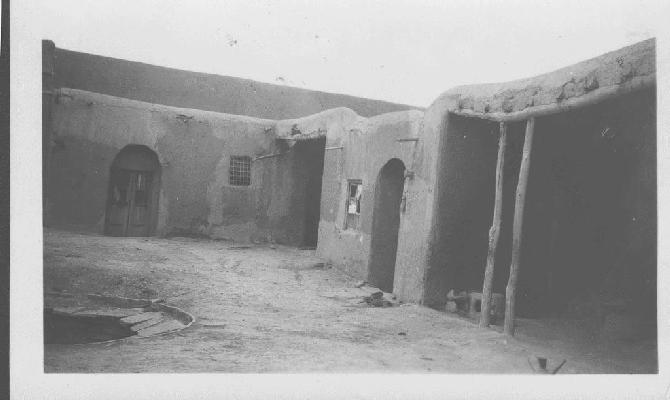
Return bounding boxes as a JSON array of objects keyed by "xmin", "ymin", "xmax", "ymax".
[
  {"xmin": 479, "ymin": 122, "xmax": 508, "ymax": 328},
  {"xmin": 504, "ymin": 117, "xmax": 536, "ymax": 336},
  {"xmin": 254, "ymin": 153, "xmax": 279, "ymax": 161}
]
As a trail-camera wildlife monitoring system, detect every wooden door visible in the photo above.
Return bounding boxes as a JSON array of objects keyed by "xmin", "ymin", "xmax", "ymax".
[
  {"xmin": 106, "ymin": 169, "xmax": 132, "ymax": 236},
  {"xmin": 126, "ymin": 171, "xmax": 153, "ymax": 237},
  {"xmin": 106, "ymin": 169, "xmax": 153, "ymax": 237}
]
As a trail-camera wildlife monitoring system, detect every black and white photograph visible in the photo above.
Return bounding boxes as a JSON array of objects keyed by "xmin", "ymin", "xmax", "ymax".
[{"xmin": 9, "ymin": 0, "xmax": 670, "ymax": 398}]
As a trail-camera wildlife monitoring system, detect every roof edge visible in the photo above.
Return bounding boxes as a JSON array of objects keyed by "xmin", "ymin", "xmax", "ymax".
[{"xmin": 431, "ymin": 38, "xmax": 656, "ymax": 121}]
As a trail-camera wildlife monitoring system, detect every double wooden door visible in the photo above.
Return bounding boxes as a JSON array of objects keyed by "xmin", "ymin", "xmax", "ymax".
[{"xmin": 106, "ymin": 169, "xmax": 153, "ymax": 237}]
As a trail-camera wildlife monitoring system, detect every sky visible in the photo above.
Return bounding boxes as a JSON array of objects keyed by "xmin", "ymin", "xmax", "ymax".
[{"xmin": 32, "ymin": 0, "xmax": 665, "ymax": 107}]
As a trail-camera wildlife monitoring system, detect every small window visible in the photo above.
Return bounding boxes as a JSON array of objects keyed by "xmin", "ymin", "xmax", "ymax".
[
  {"xmin": 345, "ymin": 180, "xmax": 362, "ymax": 230},
  {"xmin": 229, "ymin": 156, "xmax": 251, "ymax": 186}
]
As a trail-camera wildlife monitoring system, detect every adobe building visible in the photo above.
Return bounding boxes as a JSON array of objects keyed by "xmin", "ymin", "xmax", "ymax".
[
  {"xmin": 41, "ymin": 41, "xmax": 420, "ymax": 246},
  {"xmin": 422, "ymin": 38, "xmax": 656, "ymax": 335},
  {"xmin": 43, "ymin": 39, "xmax": 656, "ymax": 338}
]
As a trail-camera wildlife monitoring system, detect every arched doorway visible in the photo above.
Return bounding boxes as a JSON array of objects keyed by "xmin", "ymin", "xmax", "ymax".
[
  {"xmin": 104, "ymin": 145, "xmax": 160, "ymax": 237},
  {"xmin": 368, "ymin": 158, "xmax": 406, "ymax": 292}
]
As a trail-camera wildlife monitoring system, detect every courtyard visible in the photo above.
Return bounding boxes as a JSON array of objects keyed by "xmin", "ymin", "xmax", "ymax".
[{"xmin": 43, "ymin": 229, "xmax": 655, "ymax": 373}]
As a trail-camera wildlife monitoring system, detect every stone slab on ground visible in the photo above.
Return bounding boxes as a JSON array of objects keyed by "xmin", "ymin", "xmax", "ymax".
[
  {"xmin": 73, "ymin": 308, "xmax": 143, "ymax": 318},
  {"xmin": 130, "ymin": 316, "xmax": 165, "ymax": 332},
  {"xmin": 120, "ymin": 312, "xmax": 163, "ymax": 325},
  {"xmin": 137, "ymin": 320, "xmax": 186, "ymax": 337}
]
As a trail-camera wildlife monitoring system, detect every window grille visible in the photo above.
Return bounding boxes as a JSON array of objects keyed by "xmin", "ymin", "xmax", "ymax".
[{"xmin": 229, "ymin": 156, "xmax": 251, "ymax": 186}]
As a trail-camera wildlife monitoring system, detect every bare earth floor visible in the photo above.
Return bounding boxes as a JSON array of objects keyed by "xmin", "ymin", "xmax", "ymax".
[{"xmin": 43, "ymin": 229, "xmax": 656, "ymax": 373}]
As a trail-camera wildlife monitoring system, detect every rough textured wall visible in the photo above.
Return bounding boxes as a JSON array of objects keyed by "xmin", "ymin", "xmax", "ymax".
[
  {"xmin": 47, "ymin": 88, "xmax": 315, "ymax": 243},
  {"xmin": 286, "ymin": 109, "xmax": 433, "ymax": 302},
  {"xmin": 438, "ymin": 38, "xmax": 655, "ymax": 121},
  {"xmin": 52, "ymin": 46, "xmax": 421, "ymax": 119}
]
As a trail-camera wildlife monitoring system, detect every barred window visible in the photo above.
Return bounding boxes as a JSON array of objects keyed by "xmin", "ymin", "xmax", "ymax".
[{"xmin": 229, "ymin": 156, "xmax": 251, "ymax": 186}]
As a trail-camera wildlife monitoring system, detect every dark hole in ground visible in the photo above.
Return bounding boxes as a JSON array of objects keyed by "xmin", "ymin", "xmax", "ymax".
[{"xmin": 44, "ymin": 310, "xmax": 136, "ymax": 344}]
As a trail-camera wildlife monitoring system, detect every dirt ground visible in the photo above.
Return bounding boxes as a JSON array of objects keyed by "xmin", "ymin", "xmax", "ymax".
[{"xmin": 43, "ymin": 229, "xmax": 655, "ymax": 373}]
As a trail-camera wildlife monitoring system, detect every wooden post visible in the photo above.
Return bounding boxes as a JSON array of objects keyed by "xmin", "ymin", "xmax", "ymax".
[
  {"xmin": 504, "ymin": 117, "xmax": 536, "ymax": 336},
  {"xmin": 479, "ymin": 122, "xmax": 508, "ymax": 328}
]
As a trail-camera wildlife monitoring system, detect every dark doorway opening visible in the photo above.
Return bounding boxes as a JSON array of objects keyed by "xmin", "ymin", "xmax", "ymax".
[
  {"xmin": 518, "ymin": 90, "xmax": 656, "ymax": 327},
  {"xmin": 292, "ymin": 137, "xmax": 326, "ymax": 247},
  {"xmin": 368, "ymin": 158, "xmax": 406, "ymax": 292},
  {"xmin": 104, "ymin": 145, "xmax": 160, "ymax": 237},
  {"xmin": 424, "ymin": 115, "xmax": 502, "ymax": 308}
]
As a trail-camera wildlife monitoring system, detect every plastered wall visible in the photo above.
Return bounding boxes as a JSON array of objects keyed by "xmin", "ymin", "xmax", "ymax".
[
  {"xmin": 47, "ymin": 88, "xmax": 317, "ymax": 244},
  {"xmin": 303, "ymin": 109, "xmax": 436, "ymax": 302},
  {"xmin": 52, "ymin": 46, "xmax": 420, "ymax": 120}
]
